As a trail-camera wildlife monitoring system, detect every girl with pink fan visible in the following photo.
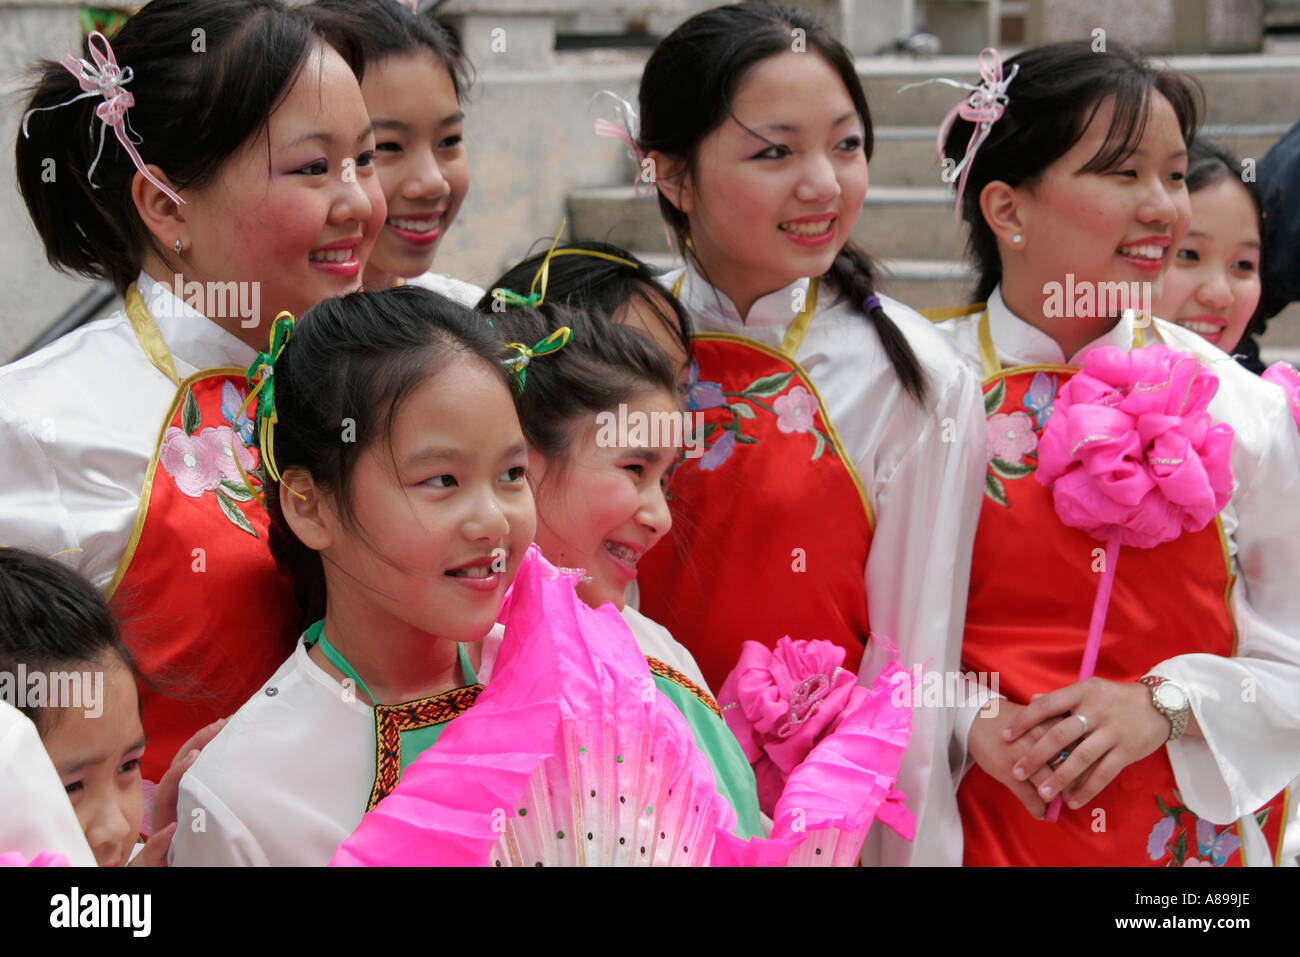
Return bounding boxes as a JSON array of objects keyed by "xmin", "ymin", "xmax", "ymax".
[
  {"xmin": 171, "ymin": 286, "xmax": 535, "ymax": 865},
  {"xmin": 477, "ymin": 250, "xmax": 765, "ymax": 838},
  {"xmin": 927, "ymin": 41, "xmax": 1300, "ymax": 866}
]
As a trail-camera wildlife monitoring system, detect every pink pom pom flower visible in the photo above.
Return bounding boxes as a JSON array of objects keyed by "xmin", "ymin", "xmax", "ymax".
[{"xmin": 1035, "ymin": 345, "xmax": 1234, "ymax": 549}]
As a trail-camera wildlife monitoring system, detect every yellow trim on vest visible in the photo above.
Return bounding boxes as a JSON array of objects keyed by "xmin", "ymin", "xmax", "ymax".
[
  {"xmin": 778, "ymin": 278, "xmax": 818, "ymax": 359},
  {"xmin": 921, "ymin": 302, "xmax": 985, "ymax": 323},
  {"xmin": 105, "ymin": 367, "xmax": 249, "ymax": 599},
  {"xmin": 692, "ymin": 330, "xmax": 875, "ymax": 531},
  {"xmin": 1273, "ymin": 785, "xmax": 1292, "ymax": 866},
  {"xmin": 125, "ymin": 283, "xmax": 181, "ymax": 386},
  {"xmin": 669, "ymin": 273, "xmax": 819, "ymax": 360},
  {"xmin": 974, "ymin": 305, "xmax": 1150, "ymax": 380}
]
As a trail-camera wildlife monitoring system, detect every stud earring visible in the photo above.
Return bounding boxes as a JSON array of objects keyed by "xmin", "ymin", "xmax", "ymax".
[
  {"xmin": 173, "ymin": 238, "xmax": 183, "ymax": 254},
  {"xmin": 1012, "ymin": 234, "xmax": 1023, "ymax": 246}
]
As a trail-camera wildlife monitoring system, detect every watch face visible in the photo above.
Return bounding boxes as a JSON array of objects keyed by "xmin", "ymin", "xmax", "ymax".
[{"xmin": 1155, "ymin": 683, "xmax": 1188, "ymax": 710}]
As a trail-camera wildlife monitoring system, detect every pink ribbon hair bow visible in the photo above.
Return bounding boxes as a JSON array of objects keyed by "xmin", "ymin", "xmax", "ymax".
[
  {"xmin": 23, "ymin": 30, "xmax": 184, "ymax": 206},
  {"xmin": 900, "ymin": 47, "xmax": 1019, "ymax": 222}
]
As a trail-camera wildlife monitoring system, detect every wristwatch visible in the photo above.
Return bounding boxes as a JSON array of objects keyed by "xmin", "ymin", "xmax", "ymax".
[{"xmin": 1138, "ymin": 676, "xmax": 1190, "ymax": 741}]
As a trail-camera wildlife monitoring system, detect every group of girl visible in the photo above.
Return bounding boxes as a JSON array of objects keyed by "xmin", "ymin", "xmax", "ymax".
[{"xmin": 1, "ymin": 0, "xmax": 1296, "ymax": 868}]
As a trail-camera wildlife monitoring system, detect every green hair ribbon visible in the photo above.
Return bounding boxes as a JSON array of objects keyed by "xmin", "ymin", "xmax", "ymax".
[
  {"xmin": 504, "ymin": 326, "xmax": 573, "ymax": 394},
  {"xmin": 238, "ymin": 311, "xmax": 298, "ymax": 494},
  {"xmin": 489, "ymin": 217, "xmax": 642, "ymax": 311}
]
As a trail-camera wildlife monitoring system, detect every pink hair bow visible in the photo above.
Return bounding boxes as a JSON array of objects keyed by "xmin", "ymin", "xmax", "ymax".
[
  {"xmin": 22, "ymin": 30, "xmax": 184, "ymax": 205},
  {"xmin": 901, "ymin": 47, "xmax": 1018, "ymax": 222},
  {"xmin": 592, "ymin": 90, "xmax": 675, "ymax": 250}
]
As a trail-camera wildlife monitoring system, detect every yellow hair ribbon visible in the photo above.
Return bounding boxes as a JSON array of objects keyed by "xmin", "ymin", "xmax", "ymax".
[{"xmin": 489, "ymin": 218, "xmax": 643, "ymax": 310}]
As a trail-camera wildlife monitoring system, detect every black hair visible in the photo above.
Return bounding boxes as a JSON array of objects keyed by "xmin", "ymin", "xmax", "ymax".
[
  {"xmin": 16, "ymin": 0, "xmax": 325, "ymax": 295},
  {"xmin": 941, "ymin": 40, "xmax": 1203, "ymax": 303},
  {"xmin": 303, "ymin": 0, "xmax": 471, "ymax": 95},
  {"xmin": 637, "ymin": 0, "xmax": 925, "ymax": 401},
  {"xmin": 263, "ymin": 284, "xmax": 511, "ymax": 623},
  {"xmin": 0, "ymin": 548, "xmax": 134, "ymax": 734},
  {"xmin": 475, "ymin": 241, "xmax": 693, "ymax": 364},
  {"xmin": 481, "ymin": 301, "xmax": 682, "ymax": 473}
]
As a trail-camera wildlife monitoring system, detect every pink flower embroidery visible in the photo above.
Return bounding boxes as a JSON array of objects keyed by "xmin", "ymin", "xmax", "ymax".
[
  {"xmin": 773, "ymin": 386, "xmax": 816, "ymax": 434},
  {"xmin": 986, "ymin": 411, "xmax": 1038, "ymax": 462},
  {"xmin": 200, "ymin": 425, "xmax": 258, "ymax": 483},
  {"xmin": 1182, "ymin": 857, "xmax": 1214, "ymax": 867},
  {"xmin": 160, "ymin": 426, "xmax": 221, "ymax": 498}
]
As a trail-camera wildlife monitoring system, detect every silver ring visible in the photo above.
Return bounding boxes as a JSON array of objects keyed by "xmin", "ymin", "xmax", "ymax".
[{"xmin": 1075, "ymin": 712, "xmax": 1089, "ymax": 735}]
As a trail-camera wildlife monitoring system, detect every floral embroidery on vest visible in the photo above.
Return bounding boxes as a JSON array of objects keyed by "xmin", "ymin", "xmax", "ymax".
[
  {"xmin": 159, "ymin": 380, "xmax": 265, "ymax": 536},
  {"xmin": 982, "ymin": 371, "xmax": 1057, "ymax": 507},
  {"xmin": 1145, "ymin": 791, "xmax": 1269, "ymax": 866},
  {"xmin": 687, "ymin": 358, "xmax": 837, "ymax": 471}
]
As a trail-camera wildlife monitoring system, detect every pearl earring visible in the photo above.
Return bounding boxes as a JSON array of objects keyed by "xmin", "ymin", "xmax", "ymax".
[
  {"xmin": 173, "ymin": 238, "xmax": 183, "ymax": 254},
  {"xmin": 1012, "ymin": 234, "xmax": 1023, "ymax": 246}
]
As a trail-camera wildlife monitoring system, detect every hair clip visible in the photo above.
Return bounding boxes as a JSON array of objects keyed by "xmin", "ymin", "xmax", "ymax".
[
  {"xmin": 900, "ymin": 47, "xmax": 1018, "ymax": 222},
  {"xmin": 592, "ymin": 90, "xmax": 674, "ymax": 250},
  {"xmin": 22, "ymin": 31, "xmax": 184, "ymax": 206},
  {"xmin": 503, "ymin": 326, "xmax": 574, "ymax": 395},
  {"xmin": 490, "ymin": 218, "xmax": 642, "ymax": 312},
  {"xmin": 237, "ymin": 312, "xmax": 299, "ymax": 496}
]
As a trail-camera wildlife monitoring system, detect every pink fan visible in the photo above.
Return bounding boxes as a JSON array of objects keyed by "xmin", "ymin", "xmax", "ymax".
[
  {"xmin": 0, "ymin": 851, "xmax": 69, "ymax": 866},
  {"xmin": 332, "ymin": 547, "xmax": 911, "ymax": 866},
  {"xmin": 1034, "ymin": 344, "xmax": 1233, "ymax": 819}
]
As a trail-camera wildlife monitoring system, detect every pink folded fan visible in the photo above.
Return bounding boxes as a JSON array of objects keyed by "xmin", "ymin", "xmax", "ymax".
[{"xmin": 331, "ymin": 547, "xmax": 913, "ymax": 866}]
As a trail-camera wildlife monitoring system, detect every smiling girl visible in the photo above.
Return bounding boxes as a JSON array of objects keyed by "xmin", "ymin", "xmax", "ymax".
[
  {"xmin": 307, "ymin": 0, "xmax": 480, "ymax": 303},
  {"xmin": 479, "ymin": 259, "xmax": 764, "ymax": 837},
  {"xmin": 930, "ymin": 41, "xmax": 1300, "ymax": 866},
  {"xmin": 2, "ymin": 0, "xmax": 385, "ymax": 786},
  {"xmin": 172, "ymin": 286, "xmax": 533, "ymax": 865},
  {"xmin": 1155, "ymin": 139, "xmax": 1264, "ymax": 358},
  {"xmin": 631, "ymin": 2, "xmax": 986, "ymax": 866}
]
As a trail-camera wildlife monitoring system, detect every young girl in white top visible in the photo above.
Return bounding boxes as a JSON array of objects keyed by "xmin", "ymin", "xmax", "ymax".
[
  {"xmin": 631, "ymin": 1, "xmax": 987, "ymax": 866},
  {"xmin": 2, "ymin": 0, "xmax": 385, "ymax": 787},
  {"xmin": 306, "ymin": 0, "xmax": 482, "ymax": 305},
  {"xmin": 930, "ymin": 41, "xmax": 1300, "ymax": 865},
  {"xmin": 171, "ymin": 286, "xmax": 535, "ymax": 865}
]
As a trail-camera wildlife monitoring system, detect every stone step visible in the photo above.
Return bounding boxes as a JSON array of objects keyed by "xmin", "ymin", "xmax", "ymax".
[
  {"xmin": 568, "ymin": 184, "xmax": 972, "ymax": 261},
  {"xmin": 857, "ymin": 54, "xmax": 1300, "ymax": 127}
]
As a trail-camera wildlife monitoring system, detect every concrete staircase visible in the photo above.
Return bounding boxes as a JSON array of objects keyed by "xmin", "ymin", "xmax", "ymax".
[{"xmin": 567, "ymin": 52, "xmax": 1300, "ymax": 360}]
